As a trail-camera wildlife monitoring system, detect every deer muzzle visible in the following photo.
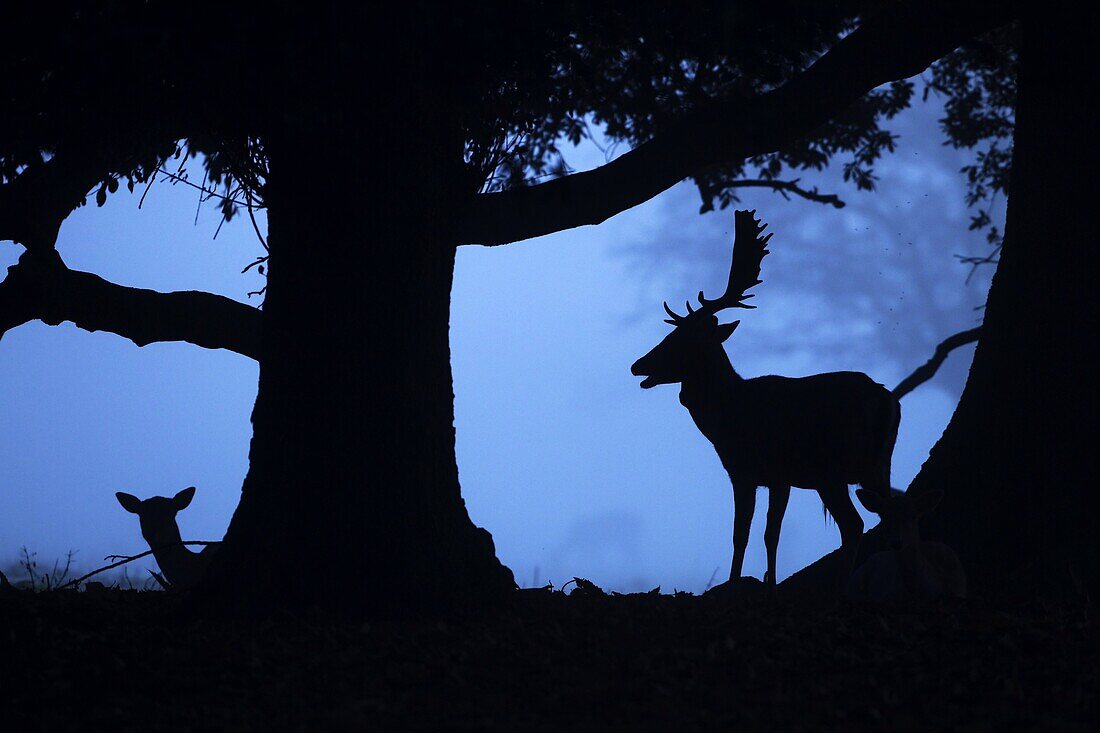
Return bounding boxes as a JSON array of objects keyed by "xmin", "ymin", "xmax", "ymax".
[{"xmin": 630, "ymin": 358, "xmax": 659, "ymax": 389}]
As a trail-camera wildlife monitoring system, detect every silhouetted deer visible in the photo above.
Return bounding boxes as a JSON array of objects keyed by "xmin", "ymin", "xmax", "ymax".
[
  {"xmin": 846, "ymin": 488, "xmax": 966, "ymax": 602},
  {"xmin": 116, "ymin": 486, "xmax": 216, "ymax": 590},
  {"xmin": 631, "ymin": 210, "xmax": 899, "ymax": 588}
]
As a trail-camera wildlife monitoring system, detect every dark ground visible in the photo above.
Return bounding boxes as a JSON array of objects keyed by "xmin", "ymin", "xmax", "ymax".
[{"xmin": 1, "ymin": 580, "xmax": 1097, "ymax": 732}]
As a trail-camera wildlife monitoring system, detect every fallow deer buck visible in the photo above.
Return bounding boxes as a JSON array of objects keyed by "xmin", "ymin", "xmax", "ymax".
[
  {"xmin": 845, "ymin": 488, "xmax": 967, "ymax": 603},
  {"xmin": 116, "ymin": 486, "xmax": 217, "ymax": 590},
  {"xmin": 631, "ymin": 209, "xmax": 900, "ymax": 589}
]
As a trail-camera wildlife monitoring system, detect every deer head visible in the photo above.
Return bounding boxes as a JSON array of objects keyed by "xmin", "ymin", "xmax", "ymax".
[
  {"xmin": 631, "ymin": 209, "xmax": 771, "ymax": 388},
  {"xmin": 116, "ymin": 486, "xmax": 196, "ymax": 550},
  {"xmin": 855, "ymin": 488, "xmax": 943, "ymax": 550}
]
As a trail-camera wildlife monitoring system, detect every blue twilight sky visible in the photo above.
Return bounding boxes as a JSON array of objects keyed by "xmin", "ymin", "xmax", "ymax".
[{"xmin": 0, "ymin": 93, "xmax": 998, "ymax": 592}]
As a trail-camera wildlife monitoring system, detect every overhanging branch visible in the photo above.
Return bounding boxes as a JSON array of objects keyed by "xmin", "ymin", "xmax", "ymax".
[
  {"xmin": 724, "ymin": 179, "xmax": 845, "ymax": 209},
  {"xmin": 0, "ymin": 250, "xmax": 261, "ymax": 360},
  {"xmin": 457, "ymin": 0, "xmax": 1010, "ymax": 246},
  {"xmin": 892, "ymin": 326, "xmax": 983, "ymax": 399}
]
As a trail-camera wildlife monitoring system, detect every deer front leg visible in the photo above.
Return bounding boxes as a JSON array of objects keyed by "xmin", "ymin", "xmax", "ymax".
[
  {"xmin": 730, "ymin": 482, "xmax": 757, "ymax": 582},
  {"xmin": 764, "ymin": 484, "xmax": 791, "ymax": 587}
]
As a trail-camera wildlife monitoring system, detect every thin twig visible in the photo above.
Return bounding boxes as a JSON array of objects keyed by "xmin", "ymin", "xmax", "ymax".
[
  {"xmin": 241, "ymin": 256, "xmax": 268, "ymax": 274},
  {"xmin": 54, "ymin": 541, "xmax": 220, "ymax": 591},
  {"xmin": 194, "ymin": 169, "xmax": 208, "ymax": 225},
  {"xmin": 245, "ymin": 187, "xmax": 269, "ymax": 251},
  {"xmin": 725, "ymin": 178, "xmax": 846, "ymax": 208},
  {"xmin": 156, "ymin": 168, "xmax": 260, "ymax": 209},
  {"xmin": 704, "ymin": 566, "xmax": 720, "ymax": 592},
  {"xmin": 892, "ymin": 326, "xmax": 983, "ymax": 399},
  {"xmin": 956, "ymin": 242, "xmax": 1002, "ymax": 284},
  {"xmin": 137, "ymin": 172, "xmax": 157, "ymax": 209}
]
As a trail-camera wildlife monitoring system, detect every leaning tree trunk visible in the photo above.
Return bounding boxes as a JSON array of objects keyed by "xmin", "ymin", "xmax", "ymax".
[
  {"xmin": 911, "ymin": 6, "xmax": 1099, "ymax": 591},
  {"xmin": 197, "ymin": 20, "xmax": 515, "ymax": 617}
]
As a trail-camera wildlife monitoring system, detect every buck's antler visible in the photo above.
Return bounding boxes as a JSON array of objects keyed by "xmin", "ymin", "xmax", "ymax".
[
  {"xmin": 663, "ymin": 209, "xmax": 772, "ymax": 323},
  {"xmin": 698, "ymin": 209, "xmax": 771, "ymax": 312}
]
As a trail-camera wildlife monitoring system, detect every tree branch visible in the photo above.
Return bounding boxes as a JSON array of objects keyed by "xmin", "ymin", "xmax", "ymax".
[
  {"xmin": 892, "ymin": 326, "xmax": 982, "ymax": 399},
  {"xmin": 55, "ymin": 541, "xmax": 220, "ymax": 592},
  {"xmin": 457, "ymin": 0, "xmax": 1010, "ymax": 246},
  {"xmin": 725, "ymin": 179, "xmax": 845, "ymax": 208},
  {"xmin": 0, "ymin": 250, "xmax": 261, "ymax": 359},
  {"xmin": 0, "ymin": 152, "xmax": 122, "ymax": 251}
]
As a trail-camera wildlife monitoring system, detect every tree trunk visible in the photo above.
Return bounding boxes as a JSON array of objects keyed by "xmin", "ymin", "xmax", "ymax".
[
  {"xmin": 912, "ymin": 6, "xmax": 1100, "ymax": 592},
  {"xmin": 197, "ymin": 16, "xmax": 514, "ymax": 617}
]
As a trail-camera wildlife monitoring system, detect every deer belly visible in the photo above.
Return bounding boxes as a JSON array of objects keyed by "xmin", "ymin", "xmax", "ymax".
[{"xmin": 715, "ymin": 430, "xmax": 867, "ymax": 487}]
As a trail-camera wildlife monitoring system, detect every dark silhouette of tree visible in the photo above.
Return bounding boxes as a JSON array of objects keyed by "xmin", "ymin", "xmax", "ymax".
[
  {"xmin": 909, "ymin": 5, "xmax": 1098, "ymax": 591},
  {"xmin": 2, "ymin": 1, "xmax": 1077, "ymax": 615}
]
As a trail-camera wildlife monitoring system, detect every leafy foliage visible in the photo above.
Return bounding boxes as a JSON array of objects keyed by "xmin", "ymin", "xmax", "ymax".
[
  {"xmin": 0, "ymin": 2, "xmax": 1014, "ymax": 245},
  {"xmin": 454, "ymin": 0, "xmax": 1014, "ymax": 239},
  {"xmin": 925, "ymin": 24, "xmax": 1018, "ymax": 248}
]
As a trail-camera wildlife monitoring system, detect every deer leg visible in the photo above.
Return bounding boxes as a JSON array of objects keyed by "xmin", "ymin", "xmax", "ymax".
[
  {"xmin": 819, "ymin": 485, "xmax": 864, "ymax": 592},
  {"xmin": 860, "ymin": 469, "xmax": 892, "ymax": 498},
  {"xmin": 763, "ymin": 484, "xmax": 791, "ymax": 587},
  {"xmin": 730, "ymin": 482, "xmax": 757, "ymax": 582}
]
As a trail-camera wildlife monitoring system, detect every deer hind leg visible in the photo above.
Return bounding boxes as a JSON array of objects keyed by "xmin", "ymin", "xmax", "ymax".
[
  {"xmin": 730, "ymin": 482, "xmax": 757, "ymax": 582},
  {"xmin": 763, "ymin": 484, "xmax": 791, "ymax": 587},
  {"xmin": 864, "ymin": 398, "xmax": 901, "ymax": 496},
  {"xmin": 860, "ymin": 466, "xmax": 892, "ymax": 498},
  {"xmin": 819, "ymin": 484, "xmax": 864, "ymax": 591}
]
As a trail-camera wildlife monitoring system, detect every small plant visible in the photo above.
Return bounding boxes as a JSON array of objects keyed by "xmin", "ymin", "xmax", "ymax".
[{"xmin": 16, "ymin": 546, "xmax": 76, "ymax": 591}]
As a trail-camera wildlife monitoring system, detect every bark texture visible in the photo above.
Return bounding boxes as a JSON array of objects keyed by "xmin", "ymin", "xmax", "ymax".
[
  {"xmin": 785, "ymin": 6, "xmax": 1100, "ymax": 597},
  {"xmin": 908, "ymin": 5, "xmax": 1099, "ymax": 590},
  {"xmin": 197, "ymin": 17, "xmax": 515, "ymax": 616}
]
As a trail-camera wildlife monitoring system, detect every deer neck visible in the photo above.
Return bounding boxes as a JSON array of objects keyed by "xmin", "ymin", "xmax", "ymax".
[
  {"xmin": 144, "ymin": 525, "xmax": 201, "ymax": 583},
  {"xmin": 679, "ymin": 351, "xmax": 742, "ymax": 413}
]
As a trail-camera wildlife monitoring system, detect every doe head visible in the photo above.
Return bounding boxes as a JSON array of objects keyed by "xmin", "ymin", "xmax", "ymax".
[
  {"xmin": 856, "ymin": 488, "xmax": 943, "ymax": 550},
  {"xmin": 116, "ymin": 486, "xmax": 196, "ymax": 547},
  {"xmin": 631, "ymin": 209, "xmax": 771, "ymax": 389}
]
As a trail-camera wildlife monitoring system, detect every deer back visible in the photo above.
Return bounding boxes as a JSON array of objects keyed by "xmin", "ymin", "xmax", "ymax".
[{"xmin": 688, "ymin": 371, "xmax": 896, "ymax": 487}]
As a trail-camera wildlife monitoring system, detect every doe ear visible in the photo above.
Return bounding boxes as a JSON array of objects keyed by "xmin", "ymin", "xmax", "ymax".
[
  {"xmin": 911, "ymin": 489, "xmax": 943, "ymax": 517},
  {"xmin": 854, "ymin": 488, "xmax": 885, "ymax": 515},
  {"xmin": 715, "ymin": 320, "xmax": 740, "ymax": 343},
  {"xmin": 116, "ymin": 492, "xmax": 142, "ymax": 514},
  {"xmin": 173, "ymin": 486, "xmax": 197, "ymax": 510}
]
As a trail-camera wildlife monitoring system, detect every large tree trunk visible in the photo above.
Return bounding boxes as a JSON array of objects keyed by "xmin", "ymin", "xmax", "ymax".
[
  {"xmin": 912, "ymin": 7, "xmax": 1099, "ymax": 592},
  {"xmin": 197, "ymin": 14, "xmax": 514, "ymax": 616}
]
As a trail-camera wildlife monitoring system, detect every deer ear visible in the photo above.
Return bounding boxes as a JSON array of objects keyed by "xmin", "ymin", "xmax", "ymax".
[
  {"xmin": 116, "ymin": 492, "xmax": 142, "ymax": 514},
  {"xmin": 911, "ymin": 489, "xmax": 943, "ymax": 517},
  {"xmin": 715, "ymin": 320, "xmax": 740, "ymax": 343},
  {"xmin": 173, "ymin": 486, "xmax": 196, "ymax": 510},
  {"xmin": 855, "ymin": 489, "xmax": 884, "ymax": 515}
]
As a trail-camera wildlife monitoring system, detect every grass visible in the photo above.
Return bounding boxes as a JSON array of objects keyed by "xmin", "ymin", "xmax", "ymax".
[
  {"xmin": 1, "ymin": 576, "xmax": 1097, "ymax": 731},
  {"xmin": 2, "ymin": 548, "xmax": 161, "ymax": 593}
]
